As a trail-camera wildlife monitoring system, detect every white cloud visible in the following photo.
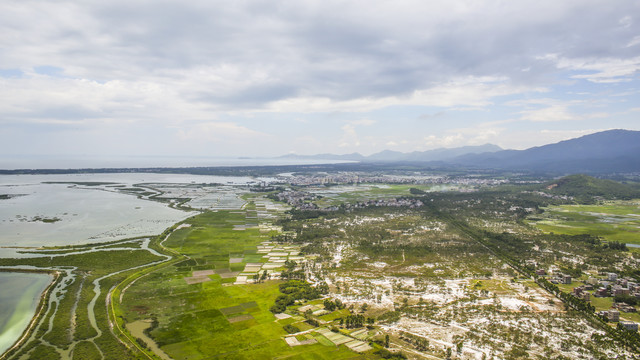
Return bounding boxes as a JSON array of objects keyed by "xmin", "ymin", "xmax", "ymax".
[
  {"xmin": 619, "ymin": 16, "xmax": 632, "ymax": 29},
  {"xmin": 551, "ymin": 56, "xmax": 640, "ymax": 83},
  {"xmin": 350, "ymin": 119, "xmax": 376, "ymax": 126},
  {"xmin": 519, "ymin": 105, "xmax": 577, "ymax": 122},
  {"xmin": 626, "ymin": 35, "xmax": 640, "ymax": 48},
  {"xmin": 267, "ymin": 76, "xmax": 546, "ymax": 113},
  {"xmin": 176, "ymin": 121, "xmax": 266, "ymax": 142},
  {"xmin": 424, "ymin": 133, "xmax": 464, "ymax": 148},
  {"xmin": 1, "ymin": 1, "xmax": 639, "ymax": 158}
]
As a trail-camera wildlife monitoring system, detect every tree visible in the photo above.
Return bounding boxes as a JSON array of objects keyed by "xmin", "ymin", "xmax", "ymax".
[{"xmin": 324, "ymin": 299, "xmax": 336, "ymax": 311}]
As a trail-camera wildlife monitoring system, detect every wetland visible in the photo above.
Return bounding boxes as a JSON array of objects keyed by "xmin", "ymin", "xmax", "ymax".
[{"xmin": 1, "ymin": 170, "xmax": 639, "ymax": 359}]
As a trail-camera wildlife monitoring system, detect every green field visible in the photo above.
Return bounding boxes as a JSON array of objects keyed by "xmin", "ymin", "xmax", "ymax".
[
  {"xmin": 526, "ymin": 200, "xmax": 640, "ymax": 244},
  {"xmin": 310, "ymin": 183, "xmax": 459, "ymax": 207},
  {"xmin": 120, "ymin": 211, "xmax": 366, "ymax": 359}
]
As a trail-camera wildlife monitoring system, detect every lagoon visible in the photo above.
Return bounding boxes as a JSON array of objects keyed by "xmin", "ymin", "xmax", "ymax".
[
  {"xmin": 0, "ymin": 272, "xmax": 52, "ymax": 355},
  {"xmin": 0, "ymin": 181, "xmax": 191, "ymax": 248},
  {"xmin": 0, "ymin": 173, "xmax": 275, "ymax": 249}
]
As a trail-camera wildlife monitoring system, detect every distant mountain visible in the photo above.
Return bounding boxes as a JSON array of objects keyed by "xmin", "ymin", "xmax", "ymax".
[
  {"xmin": 279, "ymin": 152, "xmax": 365, "ymax": 161},
  {"xmin": 365, "ymin": 149, "xmax": 406, "ymax": 161},
  {"xmin": 368, "ymin": 144, "xmax": 503, "ymax": 162},
  {"xmin": 543, "ymin": 174, "xmax": 640, "ymax": 200},
  {"xmin": 281, "ymin": 144, "xmax": 502, "ymax": 162},
  {"xmin": 451, "ymin": 129, "xmax": 640, "ymax": 173}
]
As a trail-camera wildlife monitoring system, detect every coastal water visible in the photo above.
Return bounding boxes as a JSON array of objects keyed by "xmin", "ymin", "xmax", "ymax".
[
  {"xmin": 0, "ymin": 155, "xmax": 352, "ymax": 170},
  {"xmin": 0, "ymin": 272, "xmax": 53, "ymax": 354},
  {"xmin": 0, "ymin": 173, "xmax": 277, "ymax": 248},
  {"xmin": 0, "ymin": 180, "xmax": 191, "ymax": 248}
]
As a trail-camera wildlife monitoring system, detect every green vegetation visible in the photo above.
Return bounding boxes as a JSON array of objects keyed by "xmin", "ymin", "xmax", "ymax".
[
  {"xmin": 4, "ymin": 171, "xmax": 640, "ymax": 359},
  {"xmin": 118, "ymin": 211, "xmax": 362, "ymax": 359},
  {"xmin": 527, "ymin": 200, "xmax": 640, "ymax": 244},
  {"xmin": 0, "ymin": 245, "xmax": 165, "ymax": 359},
  {"xmin": 545, "ymin": 174, "xmax": 640, "ymax": 202}
]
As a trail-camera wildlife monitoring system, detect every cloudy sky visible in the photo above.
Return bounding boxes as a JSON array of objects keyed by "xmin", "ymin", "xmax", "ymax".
[{"xmin": 1, "ymin": 0, "xmax": 639, "ymax": 165}]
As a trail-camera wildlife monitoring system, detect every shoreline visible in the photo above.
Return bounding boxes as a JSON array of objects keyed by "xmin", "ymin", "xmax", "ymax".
[{"xmin": 0, "ymin": 269, "xmax": 60, "ymax": 360}]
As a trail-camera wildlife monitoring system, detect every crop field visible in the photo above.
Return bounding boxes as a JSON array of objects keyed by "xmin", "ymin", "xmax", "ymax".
[
  {"xmin": 119, "ymin": 208, "xmax": 366, "ymax": 359},
  {"xmin": 527, "ymin": 200, "xmax": 640, "ymax": 244},
  {"xmin": 308, "ymin": 184, "xmax": 461, "ymax": 208}
]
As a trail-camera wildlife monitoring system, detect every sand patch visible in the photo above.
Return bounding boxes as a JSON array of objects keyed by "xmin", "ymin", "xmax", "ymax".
[
  {"xmin": 262, "ymin": 263, "xmax": 281, "ymax": 269},
  {"xmin": 184, "ymin": 276, "xmax": 211, "ymax": 285},
  {"xmin": 192, "ymin": 269, "xmax": 214, "ymax": 277},
  {"xmin": 284, "ymin": 336, "xmax": 317, "ymax": 347},
  {"xmin": 315, "ymin": 328, "xmax": 352, "ymax": 345},
  {"xmin": 268, "ymin": 252, "xmax": 289, "ymax": 257},
  {"xmin": 214, "ymin": 269, "xmax": 240, "ymax": 279},
  {"xmin": 274, "ymin": 313, "xmax": 291, "ymax": 320},
  {"xmin": 227, "ymin": 314, "xmax": 254, "ymax": 323},
  {"xmin": 345, "ymin": 339, "xmax": 372, "ymax": 352}
]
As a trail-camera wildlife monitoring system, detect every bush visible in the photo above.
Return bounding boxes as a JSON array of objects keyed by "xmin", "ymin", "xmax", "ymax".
[
  {"xmin": 283, "ymin": 324, "xmax": 300, "ymax": 334},
  {"xmin": 375, "ymin": 348, "xmax": 407, "ymax": 359}
]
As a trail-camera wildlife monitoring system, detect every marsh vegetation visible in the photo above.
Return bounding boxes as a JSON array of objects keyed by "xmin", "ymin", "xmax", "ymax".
[{"xmin": 1, "ymin": 171, "xmax": 639, "ymax": 359}]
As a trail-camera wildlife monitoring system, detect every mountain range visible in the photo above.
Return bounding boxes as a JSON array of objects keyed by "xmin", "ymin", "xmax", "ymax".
[
  {"xmin": 281, "ymin": 143, "xmax": 502, "ymax": 162},
  {"xmin": 450, "ymin": 129, "xmax": 640, "ymax": 173},
  {"xmin": 283, "ymin": 129, "xmax": 640, "ymax": 173}
]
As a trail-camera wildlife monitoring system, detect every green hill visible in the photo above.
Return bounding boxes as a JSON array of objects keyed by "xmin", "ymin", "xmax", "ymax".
[{"xmin": 544, "ymin": 174, "xmax": 640, "ymax": 201}]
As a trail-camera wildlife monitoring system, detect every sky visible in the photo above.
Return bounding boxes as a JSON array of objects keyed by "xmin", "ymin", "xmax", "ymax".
[{"xmin": 1, "ymin": 0, "xmax": 639, "ymax": 165}]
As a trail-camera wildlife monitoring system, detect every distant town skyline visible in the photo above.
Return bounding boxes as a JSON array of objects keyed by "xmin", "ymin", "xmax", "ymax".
[{"xmin": 1, "ymin": 1, "xmax": 639, "ymax": 163}]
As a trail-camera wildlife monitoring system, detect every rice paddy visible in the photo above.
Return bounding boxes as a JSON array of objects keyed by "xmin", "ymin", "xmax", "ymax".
[{"xmin": 118, "ymin": 210, "xmax": 366, "ymax": 359}]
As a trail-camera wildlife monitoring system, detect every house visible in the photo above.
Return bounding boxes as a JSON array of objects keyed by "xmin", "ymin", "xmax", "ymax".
[
  {"xmin": 572, "ymin": 286, "xmax": 591, "ymax": 301},
  {"xmin": 594, "ymin": 287, "xmax": 609, "ymax": 298},
  {"xmin": 598, "ymin": 309, "xmax": 620, "ymax": 322},
  {"xmin": 562, "ymin": 275, "xmax": 572, "ymax": 285},
  {"xmin": 620, "ymin": 321, "xmax": 638, "ymax": 331},
  {"xmin": 614, "ymin": 302, "xmax": 637, "ymax": 313},
  {"xmin": 612, "ymin": 285, "xmax": 630, "ymax": 296},
  {"xmin": 608, "ymin": 273, "xmax": 618, "ymax": 282},
  {"xmin": 535, "ymin": 269, "xmax": 547, "ymax": 276}
]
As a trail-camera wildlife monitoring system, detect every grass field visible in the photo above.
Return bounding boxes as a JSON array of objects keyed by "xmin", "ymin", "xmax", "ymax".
[
  {"xmin": 310, "ymin": 183, "xmax": 457, "ymax": 207},
  {"xmin": 526, "ymin": 200, "xmax": 640, "ymax": 244},
  {"xmin": 121, "ymin": 210, "xmax": 367, "ymax": 359}
]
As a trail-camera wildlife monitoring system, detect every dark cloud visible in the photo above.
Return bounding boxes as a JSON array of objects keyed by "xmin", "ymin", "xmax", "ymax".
[
  {"xmin": 1, "ymin": 1, "xmax": 639, "ymax": 158},
  {"xmin": 2, "ymin": 1, "xmax": 637, "ymax": 105}
]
